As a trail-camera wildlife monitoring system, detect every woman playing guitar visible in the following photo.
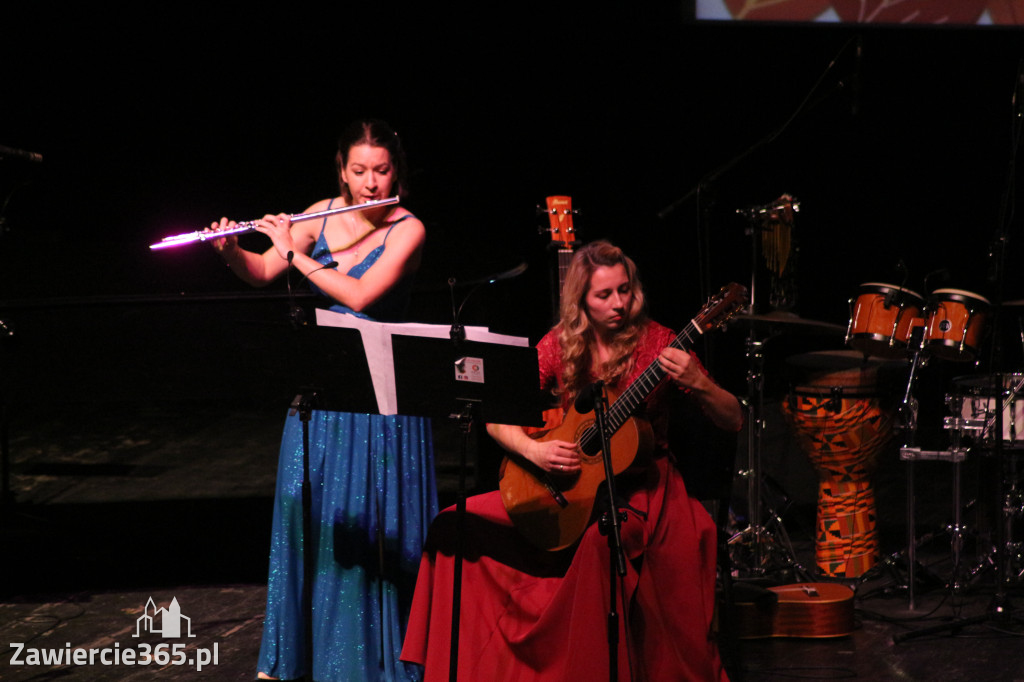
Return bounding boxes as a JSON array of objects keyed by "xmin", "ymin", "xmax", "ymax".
[{"xmin": 402, "ymin": 240, "xmax": 743, "ymax": 681}]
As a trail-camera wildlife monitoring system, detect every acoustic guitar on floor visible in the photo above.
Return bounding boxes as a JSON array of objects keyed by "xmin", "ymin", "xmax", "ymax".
[
  {"xmin": 731, "ymin": 582, "xmax": 856, "ymax": 639},
  {"xmin": 500, "ymin": 282, "xmax": 748, "ymax": 551}
]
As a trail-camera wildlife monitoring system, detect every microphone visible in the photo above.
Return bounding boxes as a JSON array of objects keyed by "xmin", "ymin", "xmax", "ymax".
[
  {"xmin": 448, "ymin": 263, "xmax": 529, "ymax": 345},
  {"xmin": 287, "ymin": 255, "xmax": 340, "ymax": 327},
  {"xmin": 0, "ymin": 144, "xmax": 43, "ymax": 164},
  {"xmin": 574, "ymin": 380, "xmax": 604, "ymax": 415},
  {"xmin": 884, "ymin": 259, "xmax": 910, "ymax": 307},
  {"xmin": 298, "ymin": 260, "xmax": 340, "ymax": 286},
  {"xmin": 924, "ymin": 268, "xmax": 951, "ymax": 293}
]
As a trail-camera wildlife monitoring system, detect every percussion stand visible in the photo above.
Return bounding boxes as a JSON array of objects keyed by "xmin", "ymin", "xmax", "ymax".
[
  {"xmin": 894, "ymin": 383, "xmax": 1024, "ymax": 643},
  {"xmin": 895, "ymin": 62, "xmax": 1024, "ymax": 640},
  {"xmin": 890, "ymin": 327, "xmax": 971, "ymax": 609},
  {"xmin": 733, "ymin": 332, "xmax": 808, "ymax": 580},
  {"xmin": 730, "ymin": 215, "xmax": 807, "ymax": 580}
]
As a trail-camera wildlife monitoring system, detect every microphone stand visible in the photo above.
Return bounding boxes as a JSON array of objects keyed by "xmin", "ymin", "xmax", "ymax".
[
  {"xmin": 656, "ymin": 35, "xmax": 857, "ymax": 309},
  {"xmin": 583, "ymin": 380, "xmax": 629, "ymax": 682},
  {"xmin": 444, "ymin": 264, "xmax": 528, "ymax": 682},
  {"xmin": 0, "ymin": 318, "xmax": 11, "ymax": 507},
  {"xmin": 286, "ymin": 252, "xmax": 340, "ymax": 328},
  {"xmin": 283, "ymin": 252, "xmax": 340, "ymax": 679}
]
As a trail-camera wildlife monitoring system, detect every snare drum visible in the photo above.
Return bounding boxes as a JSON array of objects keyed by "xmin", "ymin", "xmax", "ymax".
[
  {"xmin": 925, "ymin": 289, "xmax": 989, "ymax": 362},
  {"xmin": 947, "ymin": 373, "xmax": 1024, "ymax": 449},
  {"xmin": 847, "ymin": 283, "xmax": 924, "ymax": 359}
]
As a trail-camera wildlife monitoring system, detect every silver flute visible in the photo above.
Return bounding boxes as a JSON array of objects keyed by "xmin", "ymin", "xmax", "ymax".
[{"xmin": 149, "ymin": 196, "xmax": 400, "ymax": 250}]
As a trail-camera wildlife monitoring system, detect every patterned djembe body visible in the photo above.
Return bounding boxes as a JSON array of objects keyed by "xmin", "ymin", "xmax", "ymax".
[{"xmin": 783, "ymin": 351, "xmax": 895, "ymax": 578}]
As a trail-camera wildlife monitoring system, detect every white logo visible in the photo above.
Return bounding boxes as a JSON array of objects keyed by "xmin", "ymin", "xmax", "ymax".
[
  {"xmin": 8, "ymin": 595, "xmax": 217, "ymax": 671},
  {"xmin": 134, "ymin": 596, "xmax": 196, "ymax": 638}
]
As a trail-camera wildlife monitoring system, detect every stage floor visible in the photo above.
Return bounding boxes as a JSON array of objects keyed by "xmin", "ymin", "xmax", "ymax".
[{"xmin": 3, "ymin": 400, "xmax": 1024, "ymax": 681}]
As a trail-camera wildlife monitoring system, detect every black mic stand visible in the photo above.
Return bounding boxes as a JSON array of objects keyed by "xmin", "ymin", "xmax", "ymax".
[
  {"xmin": 446, "ymin": 285, "xmax": 471, "ymax": 682},
  {"xmin": 282, "ymin": 252, "xmax": 341, "ymax": 679},
  {"xmin": 0, "ymin": 318, "xmax": 12, "ymax": 508},
  {"xmin": 441, "ymin": 265, "xmax": 532, "ymax": 682},
  {"xmin": 588, "ymin": 380, "xmax": 630, "ymax": 682},
  {"xmin": 656, "ymin": 35, "xmax": 858, "ymax": 305},
  {"xmin": 288, "ymin": 388, "xmax": 318, "ymax": 679}
]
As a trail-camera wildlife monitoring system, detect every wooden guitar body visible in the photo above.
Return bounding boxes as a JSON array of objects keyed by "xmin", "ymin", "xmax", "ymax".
[
  {"xmin": 731, "ymin": 583, "xmax": 855, "ymax": 639},
  {"xmin": 500, "ymin": 393, "xmax": 654, "ymax": 552}
]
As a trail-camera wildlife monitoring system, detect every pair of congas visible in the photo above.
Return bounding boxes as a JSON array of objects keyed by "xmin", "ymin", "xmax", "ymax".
[{"xmin": 846, "ymin": 282, "xmax": 989, "ymax": 362}]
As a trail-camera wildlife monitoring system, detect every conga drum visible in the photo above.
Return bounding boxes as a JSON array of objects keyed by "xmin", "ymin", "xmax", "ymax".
[
  {"xmin": 846, "ymin": 283, "xmax": 925, "ymax": 359},
  {"xmin": 782, "ymin": 351, "xmax": 895, "ymax": 578},
  {"xmin": 924, "ymin": 289, "xmax": 989, "ymax": 362}
]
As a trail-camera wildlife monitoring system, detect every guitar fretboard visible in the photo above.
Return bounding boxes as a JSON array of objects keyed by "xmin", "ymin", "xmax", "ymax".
[{"xmin": 578, "ymin": 320, "xmax": 702, "ymax": 454}]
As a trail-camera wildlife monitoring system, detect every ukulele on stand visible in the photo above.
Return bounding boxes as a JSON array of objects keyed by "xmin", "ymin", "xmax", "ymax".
[
  {"xmin": 529, "ymin": 196, "xmax": 580, "ymax": 435},
  {"xmin": 540, "ymin": 195, "xmax": 580, "ymax": 323}
]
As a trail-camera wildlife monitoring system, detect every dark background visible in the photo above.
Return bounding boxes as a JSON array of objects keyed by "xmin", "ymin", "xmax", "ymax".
[{"xmin": 3, "ymin": 6, "xmax": 1024, "ymax": 434}]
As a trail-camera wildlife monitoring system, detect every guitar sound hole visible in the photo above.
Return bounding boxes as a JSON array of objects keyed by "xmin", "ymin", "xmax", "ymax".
[{"xmin": 575, "ymin": 422, "xmax": 603, "ymax": 460}]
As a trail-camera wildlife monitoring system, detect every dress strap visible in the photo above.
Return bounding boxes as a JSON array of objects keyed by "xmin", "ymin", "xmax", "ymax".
[
  {"xmin": 318, "ymin": 197, "xmax": 336, "ymax": 243},
  {"xmin": 382, "ymin": 213, "xmax": 411, "ymax": 246}
]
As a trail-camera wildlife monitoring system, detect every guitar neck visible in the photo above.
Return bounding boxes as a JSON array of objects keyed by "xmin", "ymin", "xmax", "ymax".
[
  {"xmin": 580, "ymin": 320, "xmax": 702, "ymax": 452},
  {"xmin": 557, "ymin": 247, "xmax": 574, "ymax": 297}
]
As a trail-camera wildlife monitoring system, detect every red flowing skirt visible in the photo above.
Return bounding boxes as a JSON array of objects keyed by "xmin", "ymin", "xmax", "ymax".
[{"xmin": 400, "ymin": 458, "xmax": 728, "ymax": 681}]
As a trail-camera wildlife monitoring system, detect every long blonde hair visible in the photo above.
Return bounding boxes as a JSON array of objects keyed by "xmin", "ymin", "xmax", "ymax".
[{"xmin": 556, "ymin": 240, "xmax": 647, "ymax": 400}]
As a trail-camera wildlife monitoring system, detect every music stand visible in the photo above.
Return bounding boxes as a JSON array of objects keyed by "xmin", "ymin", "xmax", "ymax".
[
  {"xmin": 390, "ymin": 333, "xmax": 542, "ymax": 682},
  {"xmin": 313, "ymin": 309, "xmax": 543, "ymax": 680},
  {"xmin": 391, "ymin": 335, "xmax": 542, "ymax": 424}
]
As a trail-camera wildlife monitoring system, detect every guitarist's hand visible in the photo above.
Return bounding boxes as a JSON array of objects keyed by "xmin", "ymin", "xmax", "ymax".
[
  {"xmin": 526, "ymin": 438, "xmax": 581, "ymax": 474},
  {"xmin": 659, "ymin": 347, "xmax": 706, "ymax": 391},
  {"xmin": 659, "ymin": 347, "xmax": 745, "ymax": 432}
]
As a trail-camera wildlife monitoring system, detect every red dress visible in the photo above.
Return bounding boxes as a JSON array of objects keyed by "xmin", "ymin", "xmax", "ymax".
[{"xmin": 401, "ymin": 320, "xmax": 728, "ymax": 681}]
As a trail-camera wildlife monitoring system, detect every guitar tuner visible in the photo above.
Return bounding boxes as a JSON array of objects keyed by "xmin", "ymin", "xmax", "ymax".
[{"xmin": 538, "ymin": 196, "xmax": 580, "ymax": 248}]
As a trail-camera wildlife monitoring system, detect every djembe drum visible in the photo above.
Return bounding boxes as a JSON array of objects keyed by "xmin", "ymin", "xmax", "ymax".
[{"xmin": 783, "ymin": 351, "xmax": 895, "ymax": 578}]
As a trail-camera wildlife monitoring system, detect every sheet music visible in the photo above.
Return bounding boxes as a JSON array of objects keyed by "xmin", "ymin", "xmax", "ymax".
[{"xmin": 315, "ymin": 309, "xmax": 529, "ymax": 415}]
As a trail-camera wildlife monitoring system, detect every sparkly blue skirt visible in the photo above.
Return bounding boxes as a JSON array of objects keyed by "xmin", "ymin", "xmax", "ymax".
[{"xmin": 257, "ymin": 409, "xmax": 437, "ymax": 681}]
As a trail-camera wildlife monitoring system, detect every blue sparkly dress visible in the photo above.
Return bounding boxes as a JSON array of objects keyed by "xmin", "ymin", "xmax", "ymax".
[{"xmin": 257, "ymin": 203, "xmax": 438, "ymax": 681}]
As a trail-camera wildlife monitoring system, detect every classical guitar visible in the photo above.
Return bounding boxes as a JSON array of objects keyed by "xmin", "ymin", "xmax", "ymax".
[
  {"xmin": 500, "ymin": 282, "xmax": 748, "ymax": 551},
  {"xmin": 731, "ymin": 582, "xmax": 855, "ymax": 639}
]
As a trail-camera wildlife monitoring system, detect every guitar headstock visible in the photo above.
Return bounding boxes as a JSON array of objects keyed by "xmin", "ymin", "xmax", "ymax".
[
  {"xmin": 694, "ymin": 282, "xmax": 748, "ymax": 333},
  {"xmin": 540, "ymin": 195, "xmax": 578, "ymax": 248}
]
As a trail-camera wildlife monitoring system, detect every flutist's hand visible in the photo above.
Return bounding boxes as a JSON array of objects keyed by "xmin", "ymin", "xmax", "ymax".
[
  {"xmin": 205, "ymin": 218, "xmax": 240, "ymax": 256},
  {"xmin": 254, "ymin": 213, "xmax": 295, "ymax": 262}
]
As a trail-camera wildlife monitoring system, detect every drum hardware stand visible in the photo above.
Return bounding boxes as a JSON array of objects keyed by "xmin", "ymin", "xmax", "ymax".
[
  {"xmin": 894, "ymin": 62, "xmax": 1024, "ymax": 642},
  {"xmin": 894, "ymin": 401, "xmax": 1024, "ymax": 643},
  {"xmin": 729, "ymin": 333, "xmax": 809, "ymax": 580},
  {"xmin": 875, "ymin": 325, "xmax": 975, "ymax": 609}
]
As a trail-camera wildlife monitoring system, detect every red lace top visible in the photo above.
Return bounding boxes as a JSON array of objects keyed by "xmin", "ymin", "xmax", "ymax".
[{"xmin": 535, "ymin": 319, "xmax": 709, "ymax": 452}]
